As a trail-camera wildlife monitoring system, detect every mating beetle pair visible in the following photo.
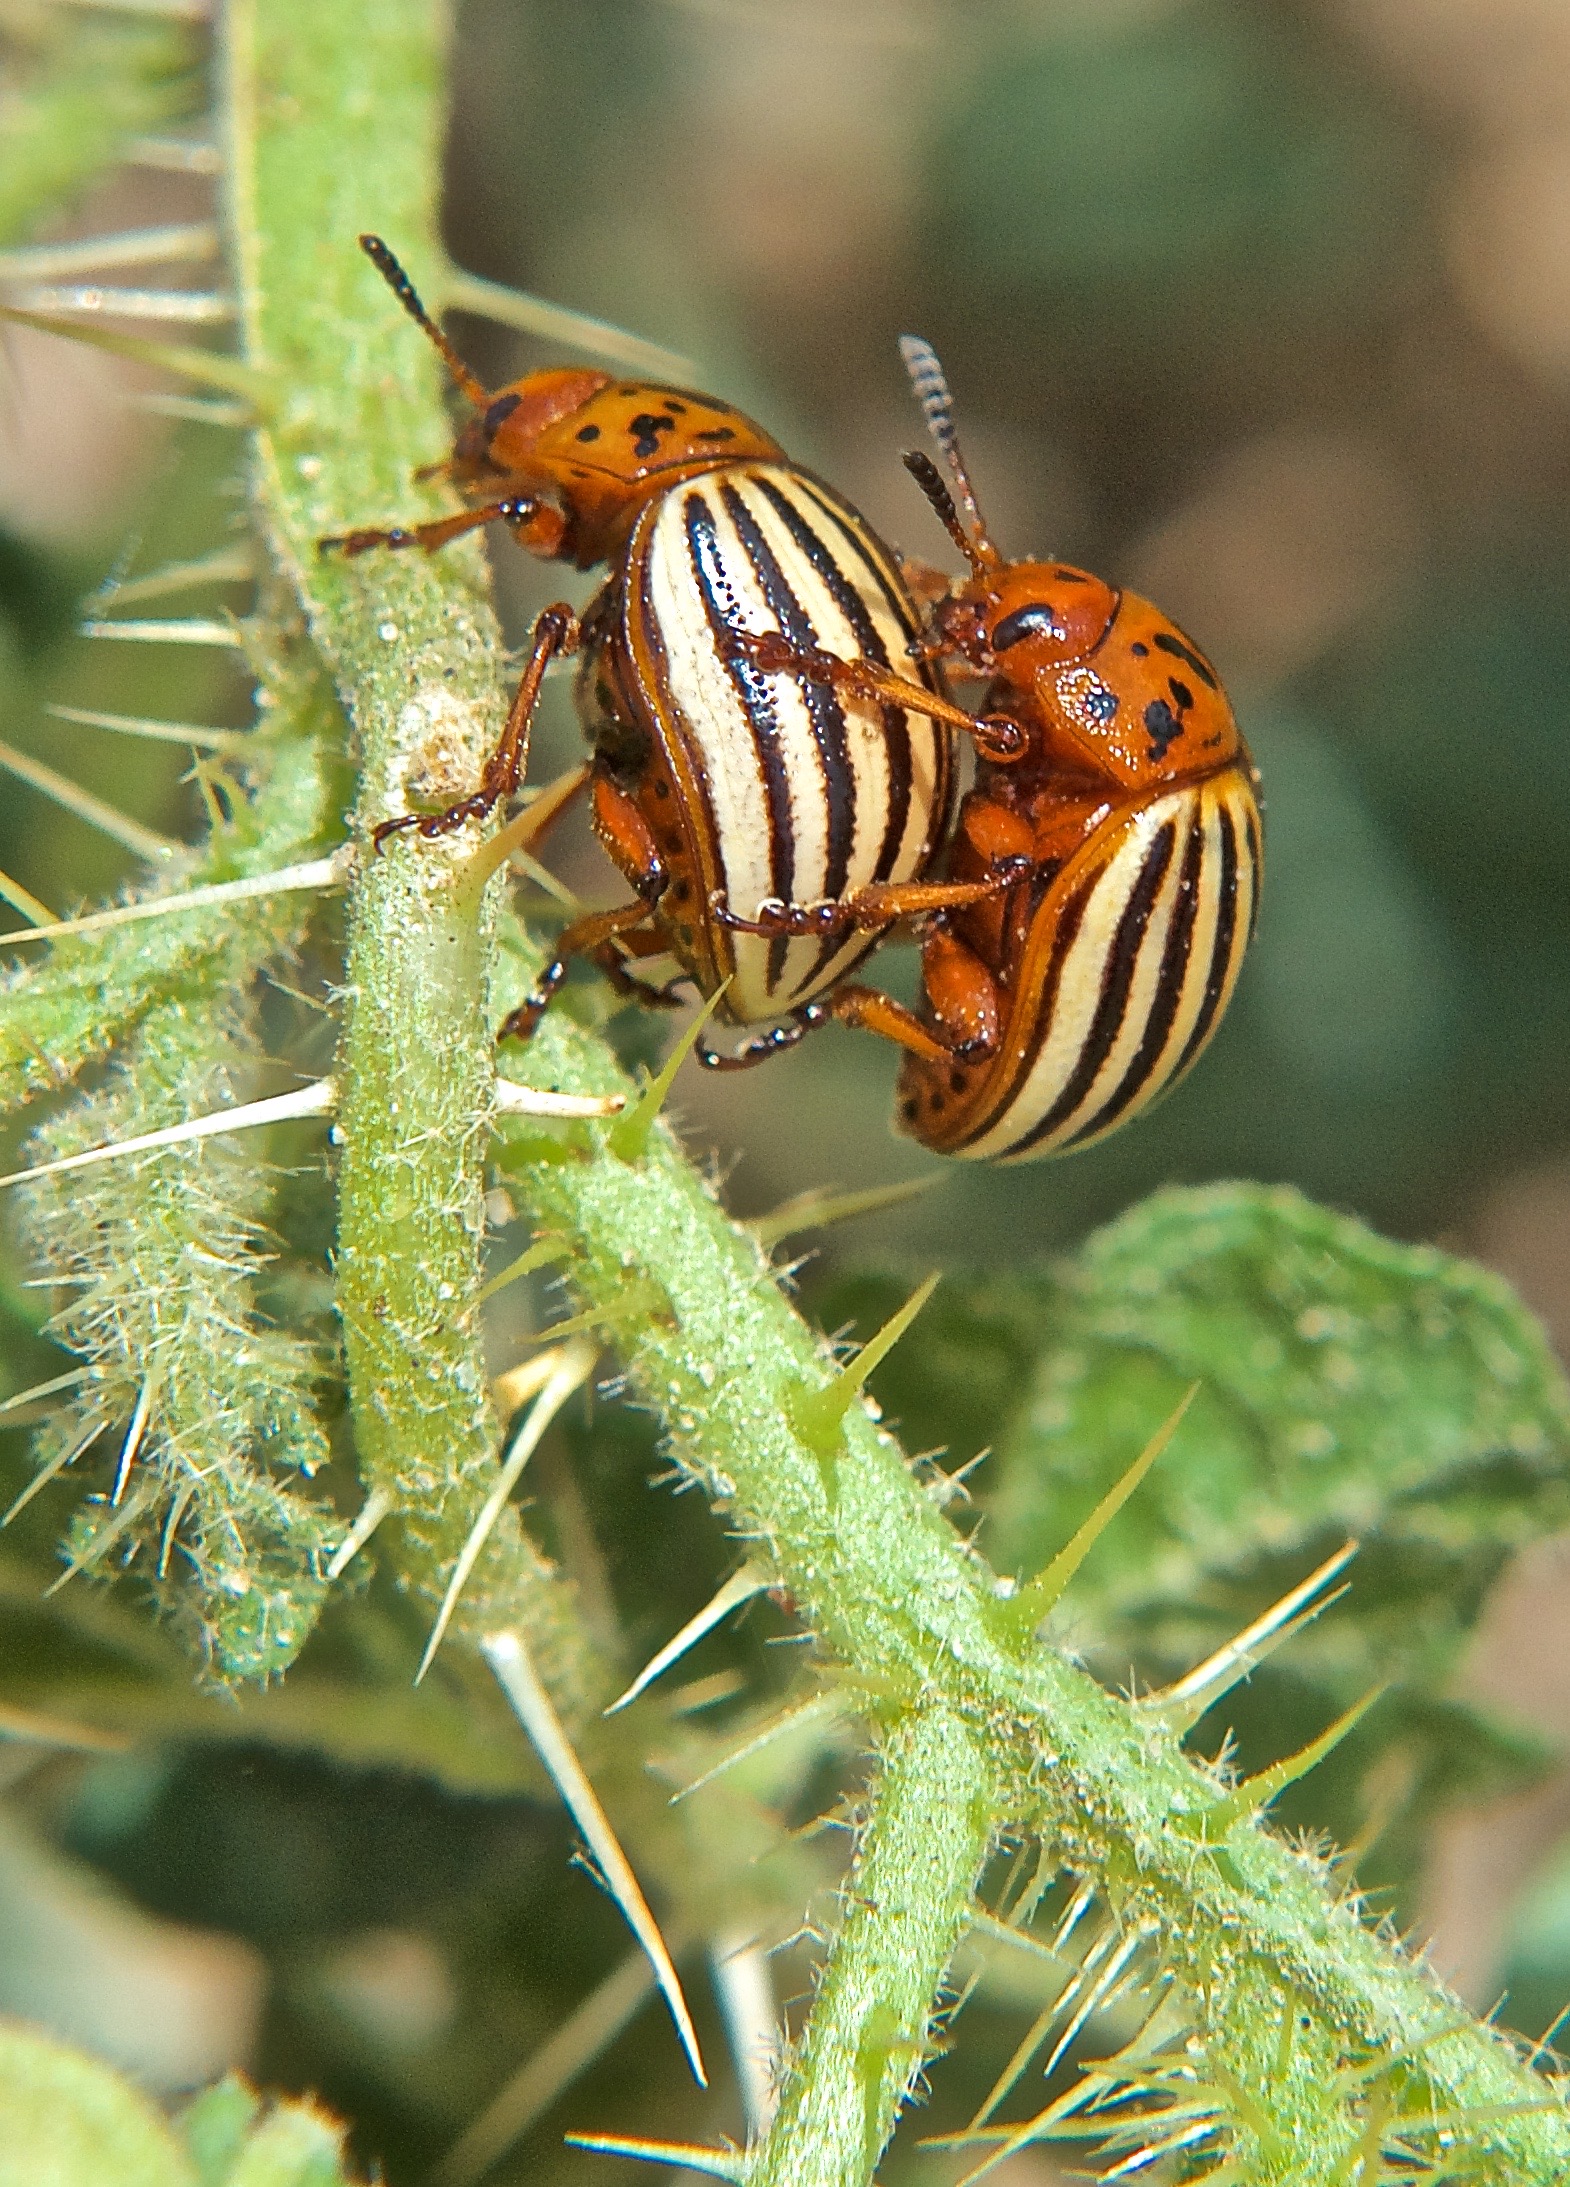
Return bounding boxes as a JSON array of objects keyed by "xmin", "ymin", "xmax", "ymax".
[{"xmin": 325, "ymin": 237, "xmax": 1261, "ymax": 1163}]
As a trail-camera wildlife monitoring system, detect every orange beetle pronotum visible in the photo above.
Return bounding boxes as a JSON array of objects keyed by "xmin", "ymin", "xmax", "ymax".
[{"xmin": 725, "ymin": 337, "xmax": 1262, "ymax": 1157}]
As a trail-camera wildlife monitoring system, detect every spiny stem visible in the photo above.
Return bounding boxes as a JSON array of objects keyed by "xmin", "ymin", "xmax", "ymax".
[
  {"xmin": 226, "ymin": 0, "xmax": 603, "ymax": 1713},
  {"xmin": 749, "ymin": 1708, "xmax": 997, "ymax": 2185}
]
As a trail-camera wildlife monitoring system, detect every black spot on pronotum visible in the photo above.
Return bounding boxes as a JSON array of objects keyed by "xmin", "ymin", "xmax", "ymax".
[
  {"xmin": 696, "ymin": 426, "xmax": 736, "ymax": 442},
  {"xmin": 575, "ymin": 423, "xmax": 601, "ymax": 443},
  {"xmin": 1152, "ymin": 629, "xmax": 1219, "ymax": 689},
  {"xmin": 993, "ymin": 602, "xmax": 1066, "ymax": 650},
  {"xmin": 1143, "ymin": 697, "xmax": 1185, "ymax": 760},
  {"xmin": 1052, "ymin": 567, "xmax": 1091, "ymax": 583},
  {"xmin": 1082, "ymin": 680, "xmax": 1119, "ymax": 725},
  {"xmin": 629, "ymin": 412, "xmax": 677, "ymax": 459},
  {"xmin": 483, "ymin": 391, "xmax": 522, "ymax": 438},
  {"xmin": 1168, "ymin": 676, "xmax": 1195, "ymax": 712},
  {"xmin": 1131, "ymin": 641, "xmax": 1148, "ymax": 658}
]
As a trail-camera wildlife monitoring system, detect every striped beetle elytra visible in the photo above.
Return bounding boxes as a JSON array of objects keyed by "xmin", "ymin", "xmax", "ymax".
[
  {"xmin": 324, "ymin": 237, "xmax": 1009, "ymax": 1057},
  {"xmin": 737, "ymin": 338, "xmax": 1262, "ymax": 1160}
]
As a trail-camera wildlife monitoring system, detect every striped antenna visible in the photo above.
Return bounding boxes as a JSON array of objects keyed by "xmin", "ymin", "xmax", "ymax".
[
  {"xmin": 359, "ymin": 234, "xmax": 489, "ymax": 410},
  {"xmin": 898, "ymin": 334, "xmax": 1000, "ymax": 568}
]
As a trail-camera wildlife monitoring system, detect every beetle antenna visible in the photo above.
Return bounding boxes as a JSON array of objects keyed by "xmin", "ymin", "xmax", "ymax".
[
  {"xmin": 898, "ymin": 335, "xmax": 999, "ymax": 568},
  {"xmin": 902, "ymin": 451, "xmax": 985, "ymax": 572},
  {"xmin": 359, "ymin": 233, "xmax": 490, "ymax": 410}
]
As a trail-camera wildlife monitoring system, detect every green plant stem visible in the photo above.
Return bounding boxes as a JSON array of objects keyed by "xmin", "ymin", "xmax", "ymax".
[
  {"xmin": 507, "ymin": 993, "xmax": 1570, "ymax": 2183},
  {"xmin": 753, "ymin": 1707, "xmax": 996, "ymax": 2187},
  {"xmin": 225, "ymin": 0, "xmax": 597, "ymax": 1712}
]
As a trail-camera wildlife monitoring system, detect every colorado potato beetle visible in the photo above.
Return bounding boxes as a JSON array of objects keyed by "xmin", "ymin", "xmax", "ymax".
[
  {"xmin": 732, "ymin": 338, "xmax": 1261, "ymax": 1158},
  {"xmin": 324, "ymin": 238, "xmax": 1005, "ymax": 1054}
]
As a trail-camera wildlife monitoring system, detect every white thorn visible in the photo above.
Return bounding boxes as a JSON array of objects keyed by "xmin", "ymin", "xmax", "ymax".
[
  {"xmin": 0, "ymin": 223, "xmax": 218, "ymax": 281},
  {"xmin": 0, "ymin": 737, "xmax": 178, "ymax": 861},
  {"xmin": 671, "ymin": 1690, "xmax": 844, "ymax": 1805},
  {"xmin": 562, "ymin": 2137, "xmax": 738, "ymax": 2180},
  {"xmin": 93, "ymin": 544, "xmax": 253, "ymax": 605},
  {"xmin": 494, "ymin": 1077, "xmax": 625, "ymax": 1119},
  {"xmin": 416, "ymin": 1342, "xmax": 596, "ymax": 1684},
  {"xmin": 110, "ymin": 1378, "xmax": 156, "ymax": 1506},
  {"xmin": 0, "ymin": 1369, "xmax": 89, "ymax": 1419},
  {"xmin": 0, "ymin": 1079, "xmax": 337, "ymax": 1192},
  {"xmin": 606, "ymin": 1565, "xmax": 770, "ymax": 1715},
  {"xmin": 1143, "ymin": 1541, "xmax": 1360, "ymax": 1719},
  {"xmin": 490, "ymin": 1345, "xmax": 578, "ymax": 1421},
  {"xmin": 1040, "ymin": 1928, "xmax": 1147, "ymax": 2084},
  {"xmin": 0, "ymin": 865, "xmax": 54, "ymax": 926},
  {"xmin": 326, "ymin": 1487, "xmax": 392, "ymax": 1581},
  {"xmin": 5, "ymin": 286, "xmax": 233, "ymax": 323},
  {"xmin": 482, "ymin": 1627, "xmax": 707, "ymax": 2087},
  {"xmin": 46, "ymin": 702, "xmax": 236, "ymax": 750},
  {"xmin": 1, "ymin": 852, "xmax": 348, "ymax": 948},
  {"xmin": 126, "ymin": 392, "xmax": 250, "ymax": 427},
  {"xmin": 79, "ymin": 617, "xmax": 240, "ymax": 645},
  {"xmin": 431, "ymin": 1946, "xmax": 661, "ymax": 2187},
  {"xmin": 440, "ymin": 264, "xmax": 695, "ymax": 383},
  {"xmin": 2, "ymin": 1414, "xmax": 108, "ymax": 1526},
  {"xmin": 710, "ymin": 1930, "xmax": 779, "ymax": 2140}
]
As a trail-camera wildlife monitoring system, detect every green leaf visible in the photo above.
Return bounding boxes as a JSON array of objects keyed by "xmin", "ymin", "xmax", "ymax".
[
  {"xmin": 0, "ymin": 2021, "xmax": 198, "ymax": 2187},
  {"xmin": 1001, "ymin": 1185, "xmax": 1570, "ymax": 1884},
  {"xmin": 825, "ymin": 1183, "xmax": 1570, "ymax": 1893}
]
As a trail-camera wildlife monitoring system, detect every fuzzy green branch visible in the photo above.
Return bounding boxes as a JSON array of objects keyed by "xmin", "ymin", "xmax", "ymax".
[
  {"xmin": 224, "ymin": 0, "xmax": 598, "ymax": 1713},
  {"xmin": 507, "ymin": 982, "xmax": 1570, "ymax": 2183},
  {"xmin": 753, "ymin": 1707, "xmax": 998, "ymax": 2187}
]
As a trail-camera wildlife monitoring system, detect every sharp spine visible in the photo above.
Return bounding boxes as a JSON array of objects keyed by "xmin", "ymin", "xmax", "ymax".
[
  {"xmin": 5, "ymin": 286, "xmax": 233, "ymax": 323},
  {"xmin": 0, "ymin": 737, "xmax": 178, "ymax": 861},
  {"xmin": 0, "ymin": 1079, "xmax": 338, "ymax": 1193},
  {"xmin": 605, "ymin": 1564, "xmax": 770, "ymax": 1715},
  {"xmin": 0, "ymin": 224, "xmax": 218, "ymax": 280},
  {"xmin": 483, "ymin": 1627, "xmax": 707, "ymax": 2086}
]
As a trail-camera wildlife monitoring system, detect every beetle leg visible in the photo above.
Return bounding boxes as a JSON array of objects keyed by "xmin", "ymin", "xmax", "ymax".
[
  {"xmin": 711, "ymin": 873, "xmax": 1010, "ymax": 941},
  {"xmin": 732, "ymin": 628, "xmax": 1025, "ymax": 762},
  {"xmin": 497, "ymin": 890, "xmax": 668, "ymax": 1047},
  {"xmin": 697, "ymin": 1000, "xmax": 836, "ymax": 1071},
  {"xmin": 320, "ymin": 493, "xmax": 559, "ymax": 559},
  {"xmin": 593, "ymin": 924, "xmax": 691, "ymax": 1011},
  {"xmin": 373, "ymin": 603, "xmax": 580, "ymax": 849}
]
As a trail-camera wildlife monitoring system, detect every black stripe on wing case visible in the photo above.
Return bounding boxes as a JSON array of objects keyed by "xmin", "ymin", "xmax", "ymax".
[
  {"xmin": 793, "ymin": 472, "xmax": 956, "ymax": 880},
  {"xmin": 1172, "ymin": 796, "xmax": 1240, "ymax": 1081},
  {"xmin": 685, "ymin": 489, "xmax": 797, "ymax": 930},
  {"xmin": 1007, "ymin": 820, "xmax": 1178, "ymax": 1156},
  {"xmin": 721, "ymin": 480, "xmax": 858, "ymax": 992},
  {"xmin": 752, "ymin": 475, "xmax": 915, "ymax": 889},
  {"xmin": 1067, "ymin": 807, "xmax": 1203, "ymax": 1146}
]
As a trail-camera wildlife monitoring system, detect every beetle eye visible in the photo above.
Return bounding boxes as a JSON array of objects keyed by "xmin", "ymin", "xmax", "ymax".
[{"xmin": 992, "ymin": 602, "xmax": 1065, "ymax": 650}]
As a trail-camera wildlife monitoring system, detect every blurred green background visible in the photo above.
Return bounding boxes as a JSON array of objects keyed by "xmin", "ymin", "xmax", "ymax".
[{"xmin": 5, "ymin": 1, "xmax": 1570, "ymax": 2181}]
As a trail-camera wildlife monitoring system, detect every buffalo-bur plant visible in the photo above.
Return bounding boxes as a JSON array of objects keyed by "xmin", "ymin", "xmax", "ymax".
[{"xmin": 2, "ymin": 4, "xmax": 1570, "ymax": 2183}]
